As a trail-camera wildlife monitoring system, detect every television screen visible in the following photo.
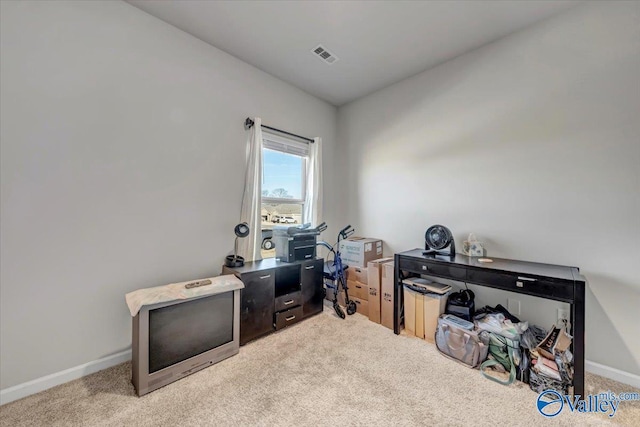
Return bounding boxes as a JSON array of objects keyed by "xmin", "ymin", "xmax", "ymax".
[{"xmin": 148, "ymin": 292, "xmax": 234, "ymax": 373}]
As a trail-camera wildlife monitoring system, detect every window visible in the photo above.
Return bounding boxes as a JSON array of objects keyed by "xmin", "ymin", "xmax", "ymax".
[{"xmin": 261, "ymin": 132, "xmax": 309, "ymax": 258}]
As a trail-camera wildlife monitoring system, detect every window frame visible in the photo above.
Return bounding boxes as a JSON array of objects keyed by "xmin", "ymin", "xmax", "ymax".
[{"xmin": 261, "ymin": 131, "xmax": 309, "ymax": 223}]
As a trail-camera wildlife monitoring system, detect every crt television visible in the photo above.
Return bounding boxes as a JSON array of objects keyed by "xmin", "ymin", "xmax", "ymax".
[{"xmin": 132, "ymin": 288, "xmax": 241, "ymax": 396}]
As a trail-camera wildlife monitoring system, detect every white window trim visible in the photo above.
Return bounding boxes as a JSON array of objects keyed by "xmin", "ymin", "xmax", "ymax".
[{"xmin": 261, "ymin": 131, "xmax": 309, "ymax": 221}]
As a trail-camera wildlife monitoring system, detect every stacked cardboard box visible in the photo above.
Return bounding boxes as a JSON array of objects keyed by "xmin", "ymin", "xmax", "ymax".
[
  {"xmin": 338, "ymin": 237, "xmax": 383, "ymax": 268},
  {"xmin": 325, "ymin": 237, "xmax": 385, "ymax": 321},
  {"xmin": 367, "ymin": 257, "xmax": 394, "ymax": 324},
  {"xmin": 341, "ymin": 237, "xmax": 382, "ymax": 318},
  {"xmin": 346, "ymin": 266, "xmax": 368, "ymax": 317}
]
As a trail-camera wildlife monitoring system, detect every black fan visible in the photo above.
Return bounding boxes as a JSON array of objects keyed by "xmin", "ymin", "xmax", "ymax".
[{"xmin": 423, "ymin": 225, "xmax": 456, "ymax": 257}]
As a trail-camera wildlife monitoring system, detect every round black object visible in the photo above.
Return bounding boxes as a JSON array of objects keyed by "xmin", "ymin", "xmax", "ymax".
[
  {"xmin": 262, "ymin": 239, "xmax": 274, "ymax": 250},
  {"xmin": 425, "ymin": 225, "xmax": 453, "ymax": 250},
  {"xmin": 224, "ymin": 254, "xmax": 245, "ymax": 268},
  {"xmin": 234, "ymin": 222, "xmax": 250, "ymax": 238},
  {"xmin": 346, "ymin": 301, "xmax": 357, "ymax": 315}
]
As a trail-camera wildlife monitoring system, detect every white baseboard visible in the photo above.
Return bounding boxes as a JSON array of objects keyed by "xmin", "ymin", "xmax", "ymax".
[
  {"xmin": 586, "ymin": 360, "xmax": 640, "ymax": 389},
  {"xmin": 0, "ymin": 350, "xmax": 131, "ymax": 406}
]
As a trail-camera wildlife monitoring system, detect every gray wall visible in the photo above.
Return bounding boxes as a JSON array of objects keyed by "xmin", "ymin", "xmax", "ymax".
[
  {"xmin": 338, "ymin": 1, "xmax": 640, "ymax": 375},
  {"xmin": 0, "ymin": 1, "xmax": 342, "ymax": 388}
]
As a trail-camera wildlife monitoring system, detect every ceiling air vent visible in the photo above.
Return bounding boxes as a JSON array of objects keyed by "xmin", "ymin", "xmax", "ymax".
[{"xmin": 311, "ymin": 44, "xmax": 339, "ymax": 65}]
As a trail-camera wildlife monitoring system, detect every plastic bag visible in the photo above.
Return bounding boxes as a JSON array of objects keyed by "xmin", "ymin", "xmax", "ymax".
[
  {"xmin": 517, "ymin": 349, "xmax": 531, "ymax": 383},
  {"xmin": 529, "ymin": 369, "xmax": 569, "ymax": 395},
  {"xmin": 521, "ymin": 324, "xmax": 548, "ymax": 350},
  {"xmin": 475, "ymin": 312, "xmax": 528, "ymax": 340},
  {"xmin": 555, "ymin": 349, "xmax": 574, "ymax": 382}
]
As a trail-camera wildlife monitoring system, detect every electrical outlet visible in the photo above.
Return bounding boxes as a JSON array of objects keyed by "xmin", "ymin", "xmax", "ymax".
[
  {"xmin": 557, "ymin": 308, "xmax": 569, "ymax": 324},
  {"xmin": 507, "ymin": 298, "xmax": 521, "ymax": 316}
]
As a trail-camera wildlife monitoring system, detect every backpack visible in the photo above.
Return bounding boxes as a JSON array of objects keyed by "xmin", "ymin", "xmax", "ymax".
[{"xmin": 480, "ymin": 332, "xmax": 521, "ymax": 385}]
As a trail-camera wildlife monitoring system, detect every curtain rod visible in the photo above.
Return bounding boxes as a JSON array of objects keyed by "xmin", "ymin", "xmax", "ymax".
[{"xmin": 244, "ymin": 118, "xmax": 314, "ymax": 144}]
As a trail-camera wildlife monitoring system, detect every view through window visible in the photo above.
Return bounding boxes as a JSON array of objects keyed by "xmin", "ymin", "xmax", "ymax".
[{"xmin": 261, "ymin": 135, "xmax": 308, "ymax": 258}]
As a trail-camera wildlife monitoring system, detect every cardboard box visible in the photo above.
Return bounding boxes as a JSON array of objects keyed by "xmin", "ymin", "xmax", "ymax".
[
  {"xmin": 347, "ymin": 265, "xmax": 368, "ymax": 284},
  {"xmin": 381, "ymin": 261, "xmax": 395, "ymax": 330},
  {"xmin": 367, "ymin": 257, "xmax": 394, "ymax": 324},
  {"xmin": 350, "ymin": 296, "xmax": 369, "ymax": 317},
  {"xmin": 403, "ymin": 286, "xmax": 429, "ymax": 339},
  {"xmin": 367, "ymin": 285, "xmax": 380, "ymax": 323},
  {"xmin": 338, "ymin": 237, "xmax": 383, "ymax": 267},
  {"xmin": 536, "ymin": 326, "xmax": 572, "ymax": 359},
  {"xmin": 415, "ymin": 291, "xmax": 425, "ymax": 339},
  {"xmin": 347, "ymin": 280, "xmax": 368, "ymax": 301},
  {"xmin": 403, "ymin": 286, "xmax": 418, "ymax": 336},
  {"xmin": 423, "ymin": 293, "xmax": 448, "ymax": 343}
]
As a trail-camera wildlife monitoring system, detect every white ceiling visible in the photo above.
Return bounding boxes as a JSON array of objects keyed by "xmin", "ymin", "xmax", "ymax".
[{"xmin": 127, "ymin": 0, "xmax": 579, "ymax": 106}]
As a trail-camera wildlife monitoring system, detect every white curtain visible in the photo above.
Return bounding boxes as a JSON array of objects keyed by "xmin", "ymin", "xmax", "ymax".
[
  {"xmin": 304, "ymin": 137, "xmax": 323, "ymax": 227},
  {"xmin": 237, "ymin": 117, "xmax": 263, "ymax": 262}
]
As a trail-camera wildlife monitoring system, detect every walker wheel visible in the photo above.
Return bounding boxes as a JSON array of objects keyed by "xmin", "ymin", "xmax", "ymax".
[
  {"xmin": 346, "ymin": 301, "xmax": 357, "ymax": 315},
  {"xmin": 333, "ymin": 301, "xmax": 346, "ymax": 319}
]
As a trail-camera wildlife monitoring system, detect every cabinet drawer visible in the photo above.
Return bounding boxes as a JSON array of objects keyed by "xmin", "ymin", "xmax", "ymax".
[
  {"xmin": 466, "ymin": 269, "xmax": 573, "ymax": 302},
  {"xmin": 398, "ymin": 258, "xmax": 466, "ymax": 281},
  {"xmin": 275, "ymin": 291, "xmax": 302, "ymax": 312},
  {"xmin": 274, "ymin": 306, "xmax": 303, "ymax": 330}
]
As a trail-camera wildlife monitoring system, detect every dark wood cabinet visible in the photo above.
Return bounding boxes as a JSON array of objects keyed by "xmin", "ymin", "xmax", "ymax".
[
  {"xmin": 301, "ymin": 258, "xmax": 324, "ymax": 317},
  {"xmin": 237, "ymin": 269, "xmax": 275, "ymax": 345},
  {"xmin": 223, "ymin": 257, "xmax": 323, "ymax": 345}
]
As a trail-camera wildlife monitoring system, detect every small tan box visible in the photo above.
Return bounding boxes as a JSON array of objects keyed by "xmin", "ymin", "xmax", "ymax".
[
  {"xmin": 350, "ymin": 296, "xmax": 369, "ymax": 317},
  {"xmin": 347, "ymin": 265, "xmax": 368, "ymax": 284},
  {"xmin": 347, "ymin": 280, "xmax": 369, "ymax": 301}
]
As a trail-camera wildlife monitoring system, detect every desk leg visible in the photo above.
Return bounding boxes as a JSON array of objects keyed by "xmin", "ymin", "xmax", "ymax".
[
  {"xmin": 572, "ymin": 281, "xmax": 586, "ymax": 399},
  {"xmin": 394, "ymin": 254, "xmax": 401, "ymax": 335}
]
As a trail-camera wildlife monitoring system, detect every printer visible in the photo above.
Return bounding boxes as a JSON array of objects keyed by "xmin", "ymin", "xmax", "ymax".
[{"xmin": 273, "ymin": 222, "xmax": 327, "ymax": 263}]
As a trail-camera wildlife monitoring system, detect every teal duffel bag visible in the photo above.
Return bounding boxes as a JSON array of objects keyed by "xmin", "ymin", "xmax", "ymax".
[{"xmin": 480, "ymin": 332, "xmax": 521, "ymax": 385}]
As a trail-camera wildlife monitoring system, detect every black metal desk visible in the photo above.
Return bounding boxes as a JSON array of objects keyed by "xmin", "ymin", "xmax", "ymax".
[{"xmin": 394, "ymin": 249, "xmax": 586, "ymax": 398}]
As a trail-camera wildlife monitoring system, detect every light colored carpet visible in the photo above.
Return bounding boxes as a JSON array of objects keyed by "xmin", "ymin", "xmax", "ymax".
[{"xmin": 1, "ymin": 302, "xmax": 639, "ymax": 426}]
